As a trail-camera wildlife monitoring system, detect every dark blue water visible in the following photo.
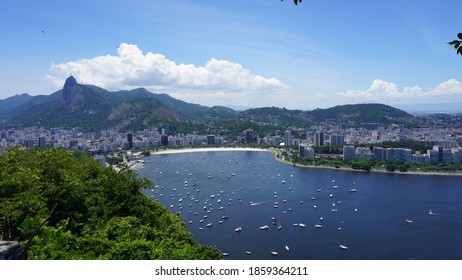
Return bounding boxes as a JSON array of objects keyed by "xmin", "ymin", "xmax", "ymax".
[{"xmin": 138, "ymin": 150, "xmax": 462, "ymax": 260}]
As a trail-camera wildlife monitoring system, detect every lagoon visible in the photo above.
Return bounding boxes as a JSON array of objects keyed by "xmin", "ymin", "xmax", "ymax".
[{"xmin": 138, "ymin": 150, "xmax": 462, "ymax": 260}]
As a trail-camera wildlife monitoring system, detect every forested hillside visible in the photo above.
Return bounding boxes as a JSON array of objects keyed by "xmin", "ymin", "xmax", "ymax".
[{"xmin": 0, "ymin": 147, "xmax": 222, "ymax": 260}]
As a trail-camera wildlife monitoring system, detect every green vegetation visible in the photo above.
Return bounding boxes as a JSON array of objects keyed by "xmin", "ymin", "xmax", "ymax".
[
  {"xmin": 448, "ymin": 33, "xmax": 462, "ymax": 55},
  {"xmin": 0, "ymin": 147, "xmax": 222, "ymax": 260}
]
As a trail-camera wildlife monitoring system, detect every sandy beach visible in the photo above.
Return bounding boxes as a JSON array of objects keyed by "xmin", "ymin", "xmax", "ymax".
[
  {"xmin": 150, "ymin": 146, "xmax": 462, "ymax": 176},
  {"xmin": 151, "ymin": 147, "xmax": 269, "ymax": 155}
]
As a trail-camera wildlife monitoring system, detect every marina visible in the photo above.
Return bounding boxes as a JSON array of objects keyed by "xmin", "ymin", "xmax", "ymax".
[{"xmin": 138, "ymin": 150, "xmax": 462, "ymax": 260}]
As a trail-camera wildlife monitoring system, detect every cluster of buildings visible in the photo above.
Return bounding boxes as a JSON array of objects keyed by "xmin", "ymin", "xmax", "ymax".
[
  {"xmin": 0, "ymin": 127, "xmax": 227, "ymax": 153},
  {"xmin": 2, "ymin": 119, "xmax": 462, "ymax": 166},
  {"xmin": 341, "ymin": 145, "xmax": 462, "ymax": 164}
]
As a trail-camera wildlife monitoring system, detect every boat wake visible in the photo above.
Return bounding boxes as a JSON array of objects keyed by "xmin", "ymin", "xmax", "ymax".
[{"xmin": 250, "ymin": 202, "xmax": 263, "ymax": 206}]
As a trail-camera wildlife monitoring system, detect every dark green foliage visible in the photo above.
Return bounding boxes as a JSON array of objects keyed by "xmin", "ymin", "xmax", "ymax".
[
  {"xmin": 448, "ymin": 33, "xmax": 462, "ymax": 55},
  {"xmin": 365, "ymin": 140, "xmax": 432, "ymax": 154},
  {"xmin": 0, "ymin": 147, "xmax": 222, "ymax": 260},
  {"xmin": 307, "ymin": 104, "xmax": 413, "ymax": 125}
]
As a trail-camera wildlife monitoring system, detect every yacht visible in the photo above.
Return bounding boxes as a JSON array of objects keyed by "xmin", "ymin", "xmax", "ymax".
[
  {"xmin": 259, "ymin": 225, "xmax": 269, "ymax": 230},
  {"xmin": 339, "ymin": 245, "xmax": 348, "ymax": 250}
]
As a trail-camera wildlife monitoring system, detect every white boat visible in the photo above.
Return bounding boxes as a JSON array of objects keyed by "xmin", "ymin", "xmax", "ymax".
[
  {"xmin": 245, "ymin": 251, "xmax": 252, "ymax": 255},
  {"xmin": 285, "ymin": 245, "xmax": 289, "ymax": 251},
  {"xmin": 260, "ymin": 225, "xmax": 269, "ymax": 230},
  {"xmin": 298, "ymin": 223, "xmax": 306, "ymax": 228},
  {"xmin": 235, "ymin": 227, "xmax": 242, "ymax": 232},
  {"xmin": 429, "ymin": 209, "xmax": 435, "ymax": 215},
  {"xmin": 206, "ymin": 223, "xmax": 212, "ymax": 227},
  {"xmin": 313, "ymin": 205, "xmax": 317, "ymax": 209},
  {"xmin": 277, "ymin": 225, "xmax": 282, "ymax": 230},
  {"xmin": 270, "ymin": 251, "xmax": 278, "ymax": 256},
  {"xmin": 315, "ymin": 224, "xmax": 323, "ymax": 228},
  {"xmin": 222, "ymin": 252, "xmax": 229, "ymax": 256},
  {"xmin": 339, "ymin": 245, "xmax": 348, "ymax": 250},
  {"xmin": 349, "ymin": 188, "xmax": 357, "ymax": 192}
]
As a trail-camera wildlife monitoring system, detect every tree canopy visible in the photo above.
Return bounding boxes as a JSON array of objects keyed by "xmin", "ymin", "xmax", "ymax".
[{"xmin": 0, "ymin": 147, "xmax": 222, "ymax": 259}]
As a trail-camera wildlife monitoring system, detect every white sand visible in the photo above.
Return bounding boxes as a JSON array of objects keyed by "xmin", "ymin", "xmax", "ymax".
[{"xmin": 151, "ymin": 147, "xmax": 269, "ymax": 155}]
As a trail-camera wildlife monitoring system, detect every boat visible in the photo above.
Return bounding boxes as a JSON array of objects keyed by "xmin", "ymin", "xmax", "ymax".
[
  {"xmin": 277, "ymin": 224, "xmax": 282, "ymax": 230},
  {"xmin": 235, "ymin": 227, "xmax": 242, "ymax": 232},
  {"xmin": 285, "ymin": 245, "xmax": 289, "ymax": 251},
  {"xmin": 260, "ymin": 225, "xmax": 269, "ymax": 230},
  {"xmin": 405, "ymin": 219, "xmax": 413, "ymax": 223},
  {"xmin": 245, "ymin": 251, "xmax": 252, "ymax": 255},
  {"xmin": 339, "ymin": 245, "xmax": 348, "ymax": 250},
  {"xmin": 270, "ymin": 251, "xmax": 278, "ymax": 256},
  {"xmin": 298, "ymin": 223, "xmax": 306, "ymax": 228},
  {"xmin": 222, "ymin": 252, "xmax": 229, "ymax": 256},
  {"xmin": 429, "ymin": 209, "xmax": 435, "ymax": 215},
  {"xmin": 315, "ymin": 224, "xmax": 323, "ymax": 228},
  {"xmin": 313, "ymin": 205, "xmax": 317, "ymax": 209},
  {"xmin": 349, "ymin": 188, "xmax": 357, "ymax": 192}
]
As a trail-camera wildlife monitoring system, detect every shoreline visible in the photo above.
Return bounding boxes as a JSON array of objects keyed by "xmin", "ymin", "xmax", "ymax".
[
  {"xmin": 151, "ymin": 147, "xmax": 268, "ymax": 155},
  {"xmin": 150, "ymin": 147, "xmax": 462, "ymax": 177}
]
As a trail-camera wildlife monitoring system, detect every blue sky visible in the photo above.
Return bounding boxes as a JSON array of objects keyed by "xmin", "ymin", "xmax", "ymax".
[{"xmin": 1, "ymin": 0, "xmax": 462, "ymax": 111}]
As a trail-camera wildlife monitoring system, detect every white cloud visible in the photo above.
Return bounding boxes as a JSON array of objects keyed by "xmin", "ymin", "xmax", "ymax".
[
  {"xmin": 337, "ymin": 79, "xmax": 462, "ymax": 105},
  {"xmin": 46, "ymin": 43, "xmax": 289, "ymax": 106}
]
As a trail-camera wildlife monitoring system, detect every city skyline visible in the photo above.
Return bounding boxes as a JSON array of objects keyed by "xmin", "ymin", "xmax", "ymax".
[{"xmin": 1, "ymin": 1, "xmax": 462, "ymax": 111}]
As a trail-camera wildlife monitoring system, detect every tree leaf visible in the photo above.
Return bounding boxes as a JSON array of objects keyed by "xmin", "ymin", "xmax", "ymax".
[{"xmin": 458, "ymin": 33, "xmax": 462, "ymax": 40}]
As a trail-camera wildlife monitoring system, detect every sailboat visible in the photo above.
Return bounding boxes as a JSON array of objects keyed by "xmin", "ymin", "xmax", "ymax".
[{"xmin": 429, "ymin": 209, "xmax": 435, "ymax": 215}]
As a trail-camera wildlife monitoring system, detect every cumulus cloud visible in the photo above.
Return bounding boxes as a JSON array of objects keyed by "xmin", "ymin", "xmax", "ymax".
[
  {"xmin": 338, "ymin": 79, "xmax": 462, "ymax": 105},
  {"xmin": 46, "ymin": 43, "xmax": 288, "ymax": 105}
]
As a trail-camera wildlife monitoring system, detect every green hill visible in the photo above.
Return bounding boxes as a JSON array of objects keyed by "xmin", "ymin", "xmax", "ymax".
[
  {"xmin": 0, "ymin": 76, "xmax": 416, "ymax": 133},
  {"xmin": 0, "ymin": 147, "xmax": 222, "ymax": 260}
]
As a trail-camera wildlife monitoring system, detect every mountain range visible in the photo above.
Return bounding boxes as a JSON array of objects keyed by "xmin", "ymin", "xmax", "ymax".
[{"xmin": 0, "ymin": 76, "xmax": 415, "ymax": 133}]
